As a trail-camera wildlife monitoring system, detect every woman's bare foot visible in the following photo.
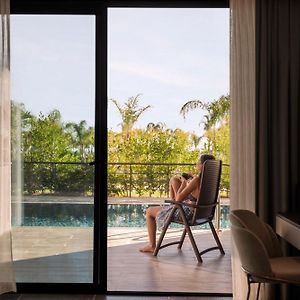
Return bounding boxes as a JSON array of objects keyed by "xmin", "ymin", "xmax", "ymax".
[{"xmin": 139, "ymin": 244, "xmax": 155, "ymax": 253}]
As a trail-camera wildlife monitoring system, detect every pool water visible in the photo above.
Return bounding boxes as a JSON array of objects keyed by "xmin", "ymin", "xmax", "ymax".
[{"xmin": 16, "ymin": 204, "xmax": 230, "ymax": 228}]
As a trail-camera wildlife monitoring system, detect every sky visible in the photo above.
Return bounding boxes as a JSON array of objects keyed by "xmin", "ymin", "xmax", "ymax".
[{"xmin": 11, "ymin": 8, "xmax": 229, "ymax": 135}]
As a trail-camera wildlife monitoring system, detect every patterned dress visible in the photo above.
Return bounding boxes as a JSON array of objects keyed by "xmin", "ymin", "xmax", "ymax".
[{"xmin": 156, "ymin": 194, "xmax": 197, "ymax": 231}]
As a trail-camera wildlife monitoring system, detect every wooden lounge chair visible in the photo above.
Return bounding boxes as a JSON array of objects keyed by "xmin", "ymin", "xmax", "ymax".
[{"xmin": 153, "ymin": 159, "xmax": 225, "ymax": 263}]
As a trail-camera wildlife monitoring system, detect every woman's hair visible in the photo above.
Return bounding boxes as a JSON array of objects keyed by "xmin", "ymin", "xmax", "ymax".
[{"xmin": 199, "ymin": 154, "xmax": 215, "ymax": 164}]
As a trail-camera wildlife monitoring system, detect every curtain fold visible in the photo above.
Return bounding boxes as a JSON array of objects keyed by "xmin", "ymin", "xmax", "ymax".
[
  {"xmin": 0, "ymin": 0, "xmax": 16, "ymax": 295},
  {"xmin": 231, "ymin": 0, "xmax": 300, "ymax": 298},
  {"xmin": 256, "ymin": 0, "xmax": 300, "ymax": 298},
  {"xmin": 230, "ymin": 0, "xmax": 256, "ymax": 298}
]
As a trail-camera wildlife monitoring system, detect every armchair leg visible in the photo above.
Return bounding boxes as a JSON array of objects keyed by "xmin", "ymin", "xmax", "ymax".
[
  {"xmin": 209, "ymin": 221, "xmax": 225, "ymax": 254},
  {"xmin": 178, "ymin": 228, "xmax": 186, "ymax": 249}
]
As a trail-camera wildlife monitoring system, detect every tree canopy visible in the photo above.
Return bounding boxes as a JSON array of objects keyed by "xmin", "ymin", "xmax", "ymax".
[
  {"xmin": 180, "ymin": 95, "xmax": 230, "ymax": 163},
  {"xmin": 11, "ymin": 95, "xmax": 230, "ymax": 197}
]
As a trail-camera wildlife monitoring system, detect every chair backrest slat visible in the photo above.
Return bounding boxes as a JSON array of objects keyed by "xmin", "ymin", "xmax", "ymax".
[{"xmin": 193, "ymin": 159, "xmax": 222, "ymax": 223}]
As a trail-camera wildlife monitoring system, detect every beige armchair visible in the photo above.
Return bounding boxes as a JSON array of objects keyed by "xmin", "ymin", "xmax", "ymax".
[{"xmin": 230, "ymin": 209, "xmax": 300, "ymax": 300}]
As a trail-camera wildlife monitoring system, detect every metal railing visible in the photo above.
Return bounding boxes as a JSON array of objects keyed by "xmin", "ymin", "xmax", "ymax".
[
  {"xmin": 108, "ymin": 161, "xmax": 230, "ymax": 198},
  {"xmin": 16, "ymin": 161, "xmax": 229, "ymax": 198}
]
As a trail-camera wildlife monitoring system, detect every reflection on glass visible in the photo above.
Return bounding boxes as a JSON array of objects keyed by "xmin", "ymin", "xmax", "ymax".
[{"xmin": 11, "ymin": 15, "xmax": 95, "ymax": 283}]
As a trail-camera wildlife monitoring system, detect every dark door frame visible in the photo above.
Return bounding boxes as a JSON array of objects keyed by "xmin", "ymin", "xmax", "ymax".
[{"xmin": 11, "ymin": 0, "xmax": 230, "ymax": 296}]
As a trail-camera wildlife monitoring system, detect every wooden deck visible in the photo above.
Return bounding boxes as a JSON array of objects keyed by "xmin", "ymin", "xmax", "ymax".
[
  {"xmin": 108, "ymin": 229, "xmax": 232, "ymax": 293},
  {"xmin": 0, "ymin": 294, "xmax": 232, "ymax": 300},
  {"xmin": 12, "ymin": 227, "xmax": 232, "ymax": 294}
]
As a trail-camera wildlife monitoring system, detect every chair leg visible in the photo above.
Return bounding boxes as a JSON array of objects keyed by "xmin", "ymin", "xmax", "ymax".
[
  {"xmin": 209, "ymin": 221, "xmax": 225, "ymax": 254},
  {"xmin": 178, "ymin": 228, "xmax": 186, "ymax": 249},
  {"xmin": 256, "ymin": 282, "xmax": 261, "ymax": 300},
  {"xmin": 246, "ymin": 274, "xmax": 251, "ymax": 300},
  {"xmin": 153, "ymin": 206, "xmax": 177, "ymax": 256},
  {"xmin": 178, "ymin": 206, "xmax": 202, "ymax": 263}
]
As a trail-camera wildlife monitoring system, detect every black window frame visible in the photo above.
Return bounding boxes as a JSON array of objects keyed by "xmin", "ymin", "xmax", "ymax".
[{"xmin": 11, "ymin": 0, "xmax": 230, "ymax": 296}]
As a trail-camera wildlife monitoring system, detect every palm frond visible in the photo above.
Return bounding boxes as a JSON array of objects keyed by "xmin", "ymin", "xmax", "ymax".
[
  {"xmin": 136, "ymin": 105, "xmax": 151, "ymax": 119},
  {"xmin": 180, "ymin": 100, "xmax": 207, "ymax": 119},
  {"xmin": 110, "ymin": 99, "xmax": 123, "ymax": 115}
]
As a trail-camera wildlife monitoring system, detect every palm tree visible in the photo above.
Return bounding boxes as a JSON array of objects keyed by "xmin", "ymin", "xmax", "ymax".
[
  {"xmin": 65, "ymin": 120, "xmax": 94, "ymax": 162},
  {"xmin": 190, "ymin": 132, "xmax": 201, "ymax": 150},
  {"xmin": 180, "ymin": 95, "xmax": 230, "ymax": 130},
  {"xmin": 110, "ymin": 94, "xmax": 151, "ymax": 133},
  {"xmin": 180, "ymin": 95, "xmax": 230, "ymax": 155}
]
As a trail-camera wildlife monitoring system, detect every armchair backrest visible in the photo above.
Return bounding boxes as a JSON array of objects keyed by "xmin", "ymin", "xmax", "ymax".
[
  {"xmin": 231, "ymin": 225, "xmax": 274, "ymax": 278},
  {"xmin": 230, "ymin": 209, "xmax": 282, "ymax": 258},
  {"xmin": 193, "ymin": 159, "xmax": 222, "ymax": 223}
]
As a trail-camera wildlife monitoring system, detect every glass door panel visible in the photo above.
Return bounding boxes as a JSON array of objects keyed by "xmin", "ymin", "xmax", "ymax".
[
  {"xmin": 107, "ymin": 7, "xmax": 230, "ymax": 292},
  {"xmin": 11, "ymin": 15, "xmax": 95, "ymax": 283}
]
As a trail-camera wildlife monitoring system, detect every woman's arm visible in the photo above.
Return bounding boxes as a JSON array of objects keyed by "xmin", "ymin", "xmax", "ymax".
[{"xmin": 175, "ymin": 176, "xmax": 199, "ymax": 202}]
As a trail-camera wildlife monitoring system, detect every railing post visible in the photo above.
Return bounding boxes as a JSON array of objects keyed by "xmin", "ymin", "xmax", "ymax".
[
  {"xmin": 129, "ymin": 164, "xmax": 132, "ymax": 198},
  {"xmin": 50, "ymin": 162, "xmax": 55, "ymax": 193},
  {"xmin": 166, "ymin": 165, "xmax": 170, "ymax": 197},
  {"xmin": 216, "ymin": 194, "xmax": 221, "ymax": 232}
]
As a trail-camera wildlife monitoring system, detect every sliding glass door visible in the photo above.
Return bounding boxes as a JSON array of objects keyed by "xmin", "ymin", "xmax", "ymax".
[
  {"xmin": 10, "ymin": 15, "xmax": 95, "ymax": 283},
  {"xmin": 10, "ymin": 0, "xmax": 229, "ymax": 293},
  {"xmin": 107, "ymin": 7, "xmax": 230, "ymax": 293}
]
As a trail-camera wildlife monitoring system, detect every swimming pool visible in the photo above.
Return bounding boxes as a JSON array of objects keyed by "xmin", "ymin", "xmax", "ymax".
[{"xmin": 13, "ymin": 204, "xmax": 230, "ymax": 228}]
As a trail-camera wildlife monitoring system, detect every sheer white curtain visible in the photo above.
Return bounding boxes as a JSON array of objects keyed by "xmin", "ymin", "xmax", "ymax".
[
  {"xmin": 0, "ymin": 0, "xmax": 16, "ymax": 294},
  {"xmin": 230, "ymin": 0, "xmax": 256, "ymax": 298}
]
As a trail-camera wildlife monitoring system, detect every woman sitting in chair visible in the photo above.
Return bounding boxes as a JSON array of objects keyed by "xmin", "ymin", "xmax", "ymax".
[{"xmin": 139, "ymin": 154, "xmax": 215, "ymax": 253}]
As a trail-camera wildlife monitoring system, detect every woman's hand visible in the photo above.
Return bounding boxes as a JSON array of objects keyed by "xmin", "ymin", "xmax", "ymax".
[
  {"xmin": 179, "ymin": 176, "xmax": 187, "ymax": 185},
  {"xmin": 176, "ymin": 175, "xmax": 186, "ymax": 184},
  {"xmin": 175, "ymin": 176, "xmax": 199, "ymax": 202}
]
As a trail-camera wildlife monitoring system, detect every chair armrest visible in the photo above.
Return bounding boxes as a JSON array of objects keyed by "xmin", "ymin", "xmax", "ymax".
[
  {"xmin": 164, "ymin": 200, "xmax": 218, "ymax": 209},
  {"xmin": 196, "ymin": 203, "xmax": 219, "ymax": 208},
  {"xmin": 164, "ymin": 199, "xmax": 195, "ymax": 208},
  {"xmin": 164, "ymin": 199, "xmax": 176, "ymax": 204}
]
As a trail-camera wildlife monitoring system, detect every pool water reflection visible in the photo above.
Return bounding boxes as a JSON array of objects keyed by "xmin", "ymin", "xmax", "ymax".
[{"xmin": 15, "ymin": 204, "xmax": 230, "ymax": 228}]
